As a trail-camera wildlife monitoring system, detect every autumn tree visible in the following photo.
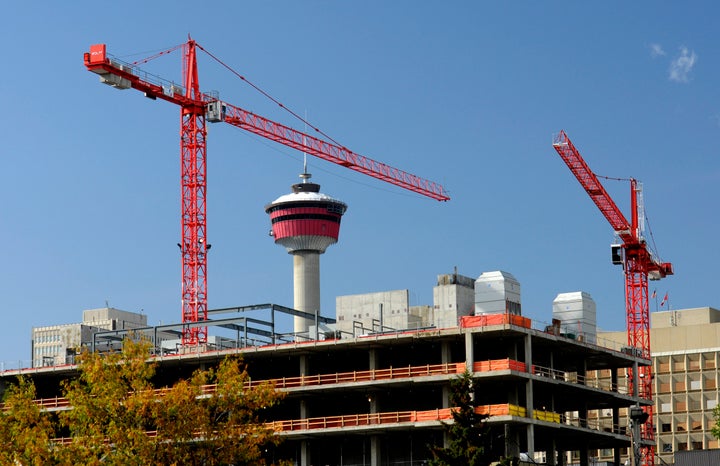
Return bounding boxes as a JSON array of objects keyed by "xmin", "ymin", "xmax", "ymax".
[
  {"xmin": 58, "ymin": 338, "xmax": 159, "ymax": 465},
  {"xmin": 0, "ymin": 376, "xmax": 56, "ymax": 465},
  {"xmin": 0, "ymin": 337, "xmax": 288, "ymax": 465},
  {"xmin": 152, "ymin": 356, "xmax": 285, "ymax": 464}
]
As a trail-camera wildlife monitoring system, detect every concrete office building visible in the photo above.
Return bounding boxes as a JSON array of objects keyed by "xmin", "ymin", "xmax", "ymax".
[
  {"xmin": 593, "ymin": 307, "xmax": 720, "ymax": 465},
  {"xmin": 335, "ymin": 271, "xmax": 513, "ymax": 336},
  {"xmin": 31, "ymin": 307, "xmax": 147, "ymax": 368}
]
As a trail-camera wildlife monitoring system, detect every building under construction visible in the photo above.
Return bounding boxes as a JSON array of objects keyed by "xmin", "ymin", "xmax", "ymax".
[{"xmin": 9, "ymin": 271, "xmax": 650, "ymax": 466}]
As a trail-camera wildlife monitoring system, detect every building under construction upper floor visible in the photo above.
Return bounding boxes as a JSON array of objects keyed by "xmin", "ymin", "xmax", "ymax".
[{"xmin": 4, "ymin": 269, "xmax": 650, "ymax": 466}]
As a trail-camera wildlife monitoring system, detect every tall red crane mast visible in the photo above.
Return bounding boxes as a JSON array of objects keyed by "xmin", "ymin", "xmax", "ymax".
[
  {"xmin": 84, "ymin": 39, "xmax": 449, "ymax": 346},
  {"xmin": 552, "ymin": 130, "xmax": 672, "ymax": 466}
]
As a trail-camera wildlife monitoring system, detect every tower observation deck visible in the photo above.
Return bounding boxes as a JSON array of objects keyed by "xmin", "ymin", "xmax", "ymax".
[{"xmin": 265, "ymin": 173, "xmax": 347, "ymax": 335}]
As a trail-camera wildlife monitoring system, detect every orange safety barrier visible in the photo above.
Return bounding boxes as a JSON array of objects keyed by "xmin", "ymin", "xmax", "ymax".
[
  {"xmin": 460, "ymin": 313, "xmax": 531, "ymax": 329},
  {"xmin": 54, "ymin": 403, "xmax": 536, "ymax": 444},
  {"xmin": 472, "ymin": 359, "xmax": 527, "ymax": 373}
]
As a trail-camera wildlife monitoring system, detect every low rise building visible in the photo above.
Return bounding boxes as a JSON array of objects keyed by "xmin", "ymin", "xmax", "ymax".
[
  {"xmin": 595, "ymin": 306, "xmax": 720, "ymax": 464},
  {"xmin": 31, "ymin": 307, "xmax": 147, "ymax": 367}
]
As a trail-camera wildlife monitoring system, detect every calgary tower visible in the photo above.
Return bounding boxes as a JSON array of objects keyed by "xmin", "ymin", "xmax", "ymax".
[{"xmin": 265, "ymin": 169, "xmax": 347, "ymax": 336}]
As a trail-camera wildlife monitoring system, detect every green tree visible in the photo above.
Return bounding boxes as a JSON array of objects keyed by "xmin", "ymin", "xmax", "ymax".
[
  {"xmin": 0, "ymin": 376, "xmax": 56, "ymax": 465},
  {"xmin": 712, "ymin": 404, "xmax": 720, "ymax": 440},
  {"xmin": 429, "ymin": 369, "xmax": 493, "ymax": 466}
]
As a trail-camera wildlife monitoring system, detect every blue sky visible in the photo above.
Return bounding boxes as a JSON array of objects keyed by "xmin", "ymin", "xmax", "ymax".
[{"xmin": 1, "ymin": 2, "xmax": 718, "ymax": 365}]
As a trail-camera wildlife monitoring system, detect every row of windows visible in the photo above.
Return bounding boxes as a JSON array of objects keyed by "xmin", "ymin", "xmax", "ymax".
[
  {"xmin": 35, "ymin": 334, "xmax": 61, "ymax": 343},
  {"xmin": 34, "ymin": 345, "xmax": 62, "ymax": 356},
  {"xmin": 657, "ymin": 379, "xmax": 716, "ymax": 392},
  {"xmin": 656, "ymin": 356, "xmax": 717, "ymax": 372},
  {"xmin": 658, "ymin": 399, "xmax": 717, "ymax": 412}
]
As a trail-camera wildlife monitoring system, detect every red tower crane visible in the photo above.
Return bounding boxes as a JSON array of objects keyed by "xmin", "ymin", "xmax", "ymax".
[
  {"xmin": 83, "ymin": 39, "xmax": 449, "ymax": 346},
  {"xmin": 552, "ymin": 130, "xmax": 672, "ymax": 466}
]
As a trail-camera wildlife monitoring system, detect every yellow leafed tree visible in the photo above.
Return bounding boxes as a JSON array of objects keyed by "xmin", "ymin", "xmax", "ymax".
[{"xmin": 1, "ymin": 337, "xmax": 288, "ymax": 465}]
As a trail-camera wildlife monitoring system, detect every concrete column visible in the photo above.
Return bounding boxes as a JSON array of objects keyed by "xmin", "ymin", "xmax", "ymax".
[
  {"xmin": 464, "ymin": 332, "xmax": 474, "ymax": 371},
  {"xmin": 369, "ymin": 388, "xmax": 381, "ymax": 466},
  {"xmin": 441, "ymin": 340, "xmax": 451, "ymax": 364},
  {"xmin": 547, "ymin": 441, "xmax": 557, "ymax": 466},
  {"xmin": 577, "ymin": 359, "xmax": 590, "ymax": 466},
  {"xmin": 505, "ymin": 424, "xmax": 521, "ymax": 459},
  {"xmin": 370, "ymin": 436, "xmax": 381, "ymax": 466},
  {"xmin": 579, "ymin": 447, "xmax": 589, "ymax": 466},
  {"xmin": 524, "ymin": 334, "xmax": 535, "ymax": 456},
  {"xmin": 300, "ymin": 441, "xmax": 309, "ymax": 466},
  {"xmin": 369, "ymin": 348, "xmax": 378, "ymax": 371},
  {"xmin": 293, "ymin": 252, "xmax": 320, "ymax": 335},
  {"xmin": 299, "ymin": 355, "xmax": 310, "ymax": 466},
  {"xmin": 441, "ymin": 341, "xmax": 451, "ymax": 408}
]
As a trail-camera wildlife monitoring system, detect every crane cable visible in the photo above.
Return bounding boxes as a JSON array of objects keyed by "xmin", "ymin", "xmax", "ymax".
[
  {"xmin": 597, "ymin": 175, "xmax": 665, "ymax": 262},
  {"xmin": 121, "ymin": 41, "xmax": 429, "ymax": 200},
  {"xmin": 128, "ymin": 43, "xmax": 185, "ymax": 66},
  {"xmin": 195, "ymin": 43, "xmax": 348, "ymax": 152}
]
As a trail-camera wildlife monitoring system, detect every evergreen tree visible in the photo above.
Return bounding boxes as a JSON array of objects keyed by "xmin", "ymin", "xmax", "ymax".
[{"xmin": 429, "ymin": 369, "xmax": 493, "ymax": 466}]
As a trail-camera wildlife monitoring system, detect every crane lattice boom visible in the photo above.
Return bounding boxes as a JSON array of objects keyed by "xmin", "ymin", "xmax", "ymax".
[
  {"xmin": 553, "ymin": 130, "xmax": 673, "ymax": 466},
  {"xmin": 84, "ymin": 39, "xmax": 449, "ymax": 346}
]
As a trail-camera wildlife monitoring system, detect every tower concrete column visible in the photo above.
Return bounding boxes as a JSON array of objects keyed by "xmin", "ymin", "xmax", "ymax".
[{"xmin": 293, "ymin": 252, "xmax": 320, "ymax": 334}]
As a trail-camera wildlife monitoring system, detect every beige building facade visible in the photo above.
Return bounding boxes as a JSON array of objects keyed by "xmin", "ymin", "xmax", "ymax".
[{"xmin": 597, "ymin": 307, "xmax": 720, "ymax": 464}]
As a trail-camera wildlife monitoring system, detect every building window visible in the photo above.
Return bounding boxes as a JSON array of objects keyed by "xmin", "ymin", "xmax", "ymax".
[
  {"xmin": 677, "ymin": 443, "xmax": 688, "ymax": 451},
  {"xmin": 703, "ymin": 355, "xmax": 716, "ymax": 369},
  {"xmin": 662, "ymin": 443, "xmax": 673, "ymax": 453},
  {"xmin": 706, "ymin": 376, "xmax": 717, "ymax": 389},
  {"xmin": 661, "ymin": 423, "xmax": 671, "ymax": 432}
]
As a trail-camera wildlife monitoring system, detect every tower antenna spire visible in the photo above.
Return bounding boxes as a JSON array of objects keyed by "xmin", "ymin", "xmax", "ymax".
[{"xmin": 301, "ymin": 110, "xmax": 310, "ymax": 183}]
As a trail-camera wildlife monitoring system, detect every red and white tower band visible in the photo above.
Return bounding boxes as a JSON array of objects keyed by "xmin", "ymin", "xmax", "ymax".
[{"xmin": 266, "ymin": 172, "xmax": 347, "ymax": 335}]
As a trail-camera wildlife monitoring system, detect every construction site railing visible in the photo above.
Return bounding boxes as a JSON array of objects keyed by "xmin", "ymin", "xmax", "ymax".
[{"xmin": 49, "ymin": 404, "xmax": 627, "ymax": 444}]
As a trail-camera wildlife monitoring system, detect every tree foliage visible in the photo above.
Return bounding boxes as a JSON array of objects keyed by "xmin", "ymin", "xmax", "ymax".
[
  {"xmin": 0, "ymin": 338, "xmax": 287, "ymax": 465},
  {"xmin": 429, "ymin": 369, "xmax": 494, "ymax": 466},
  {"xmin": 0, "ymin": 376, "xmax": 55, "ymax": 465},
  {"xmin": 712, "ymin": 404, "xmax": 720, "ymax": 440}
]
